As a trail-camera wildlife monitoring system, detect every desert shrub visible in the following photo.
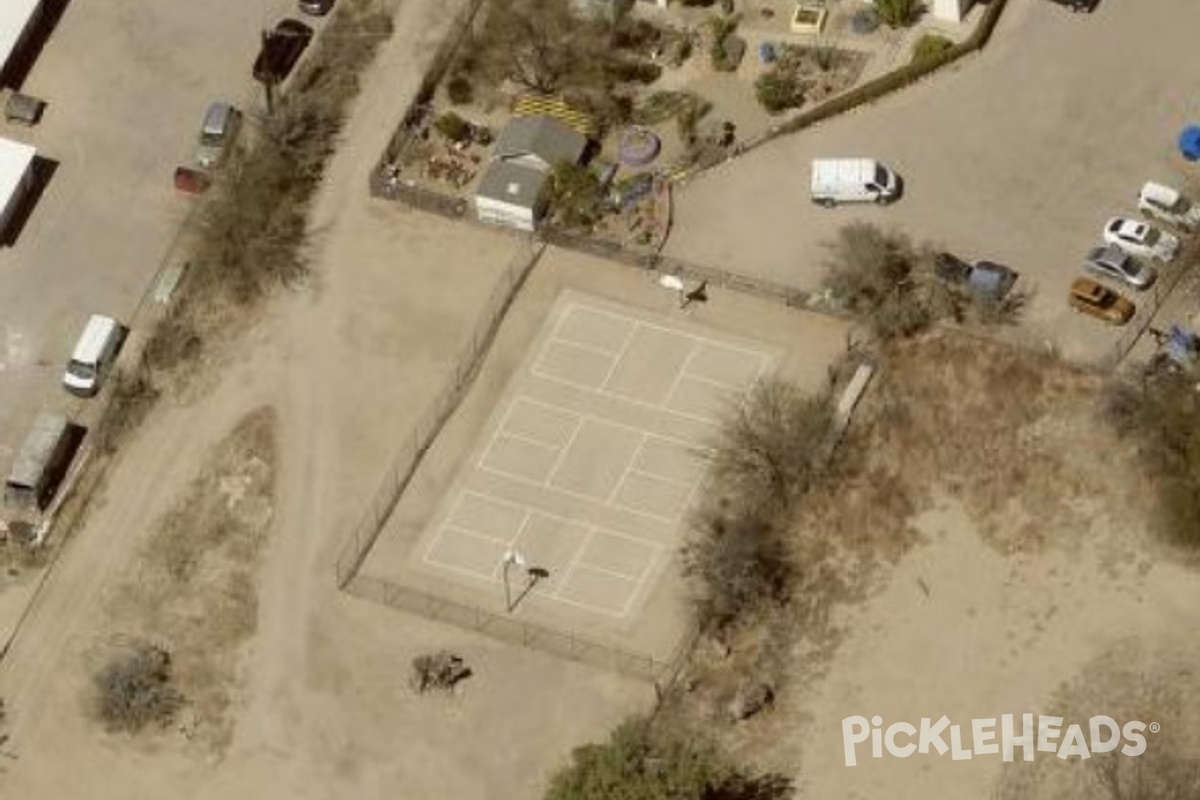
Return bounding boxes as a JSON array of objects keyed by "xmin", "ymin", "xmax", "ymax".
[
  {"xmin": 434, "ymin": 111, "xmax": 472, "ymax": 143},
  {"xmin": 708, "ymin": 378, "xmax": 834, "ymax": 509},
  {"xmin": 874, "ymin": 0, "xmax": 923, "ymax": 27},
  {"xmin": 605, "ymin": 59, "xmax": 662, "ymax": 85},
  {"xmin": 683, "ymin": 503, "xmax": 793, "ymax": 629},
  {"xmin": 910, "ymin": 33, "xmax": 954, "ymax": 66},
  {"xmin": 611, "ymin": 17, "xmax": 662, "ymax": 51},
  {"xmin": 94, "ymin": 644, "xmax": 183, "ymax": 733},
  {"xmin": 678, "ymin": 0, "xmax": 717, "ymax": 5},
  {"xmin": 755, "ymin": 69, "xmax": 805, "ymax": 114},
  {"xmin": 822, "ymin": 222, "xmax": 916, "ymax": 313},
  {"xmin": 1103, "ymin": 374, "xmax": 1200, "ymax": 548},
  {"xmin": 708, "ymin": 15, "xmax": 744, "ymax": 71},
  {"xmin": 446, "ymin": 74, "xmax": 474, "ymax": 105},
  {"xmin": 541, "ymin": 161, "xmax": 607, "ymax": 230},
  {"xmin": 821, "ymin": 223, "xmax": 961, "ymax": 339},
  {"xmin": 545, "ymin": 718, "xmax": 790, "ymax": 800},
  {"xmin": 94, "ymin": 366, "xmax": 161, "ymax": 455}
]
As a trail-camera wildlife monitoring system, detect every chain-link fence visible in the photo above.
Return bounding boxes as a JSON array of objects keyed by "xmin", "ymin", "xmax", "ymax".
[
  {"xmin": 1109, "ymin": 257, "xmax": 1199, "ymax": 368},
  {"xmin": 334, "ymin": 237, "xmax": 544, "ymax": 587},
  {"xmin": 345, "ymin": 572, "xmax": 697, "ymax": 689}
]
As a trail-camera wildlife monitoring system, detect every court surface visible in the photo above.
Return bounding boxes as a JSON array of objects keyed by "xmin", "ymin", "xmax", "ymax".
[{"xmin": 410, "ymin": 290, "xmax": 782, "ymax": 625}]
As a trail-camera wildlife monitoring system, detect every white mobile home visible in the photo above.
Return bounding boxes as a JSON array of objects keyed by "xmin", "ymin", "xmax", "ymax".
[
  {"xmin": 0, "ymin": 0, "xmax": 44, "ymax": 87},
  {"xmin": 0, "ymin": 137, "xmax": 35, "ymax": 239}
]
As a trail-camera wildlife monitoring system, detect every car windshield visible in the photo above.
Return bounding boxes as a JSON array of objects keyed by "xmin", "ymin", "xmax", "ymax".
[
  {"xmin": 1142, "ymin": 228, "xmax": 1159, "ymax": 245},
  {"xmin": 199, "ymin": 131, "xmax": 224, "ymax": 146},
  {"xmin": 874, "ymin": 165, "xmax": 889, "ymax": 186},
  {"xmin": 67, "ymin": 360, "xmax": 95, "ymax": 381}
]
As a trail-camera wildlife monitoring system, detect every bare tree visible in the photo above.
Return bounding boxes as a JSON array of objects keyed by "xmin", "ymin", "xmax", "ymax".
[
  {"xmin": 707, "ymin": 378, "xmax": 833, "ymax": 511},
  {"xmin": 478, "ymin": 0, "xmax": 609, "ymax": 93}
]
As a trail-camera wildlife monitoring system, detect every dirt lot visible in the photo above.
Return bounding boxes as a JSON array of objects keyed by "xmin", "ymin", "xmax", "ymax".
[
  {"xmin": 666, "ymin": 332, "xmax": 1200, "ymax": 798},
  {"xmin": 663, "ymin": 0, "xmax": 1200, "ymax": 365},
  {"xmin": 0, "ymin": 2, "xmax": 658, "ymax": 798},
  {"xmin": 1, "ymin": 1, "xmax": 1198, "ymax": 799},
  {"xmin": 363, "ymin": 245, "xmax": 853, "ymax": 669}
]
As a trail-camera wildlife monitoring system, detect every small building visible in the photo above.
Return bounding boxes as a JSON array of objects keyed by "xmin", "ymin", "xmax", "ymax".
[
  {"xmin": 0, "ymin": 136, "xmax": 35, "ymax": 241},
  {"xmin": 475, "ymin": 161, "xmax": 549, "ymax": 232},
  {"xmin": 491, "ymin": 115, "xmax": 588, "ymax": 173},
  {"xmin": 474, "ymin": 115, "xmax": 589, "ymax": 232}
]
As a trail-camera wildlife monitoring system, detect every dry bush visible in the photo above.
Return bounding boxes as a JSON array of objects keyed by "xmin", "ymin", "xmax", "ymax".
[
  {"xmin": 998, "ymin": 644, "xmax": 1200, "ymax": 800},
  {"xmin": 683, "ymin": 378, "xmax": 834, "ymax": 631},
  {"xmin": 105, "ymin": 408, "xmax": 277, "ymax": 749},
  {"xmin": 94, "ymin": 643, "xmax": 183, "ymax": 733},
  {"xmin": 706, "ymin": 378, "xmax": 833, "ymax": 513},
  {"xmin": 682, "ymin": 502, "xmax": 793, "ymax": 631},
  {"xmin": 1102, "ymin": 373, "xmax": 1200, "ymax": 548},
  {"xmin": 93, "ymin": 365, "xmax": 160, "ymax": 455}
]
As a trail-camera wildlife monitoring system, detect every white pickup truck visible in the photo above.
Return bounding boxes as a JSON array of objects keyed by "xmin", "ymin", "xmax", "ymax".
[{"xmin": 810, "ymin": 159, "xmax": 901, "ymax": 207}]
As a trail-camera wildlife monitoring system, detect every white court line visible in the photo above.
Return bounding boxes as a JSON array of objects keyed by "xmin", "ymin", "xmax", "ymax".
[
  {"xmin": 423, "ymin": 524, "xmax": 510, "ymax": 577},
  {"xmin": 425, "ymin": 487, "xmax": 667, "ymax": 619},
  {"xmin": 542, "ymin": 413, "xmax": 585, "ymax": 488},
  {"xmin": 528, "ymin": 368, "xmax": 722, "ymax": 426},
  {"xmin": 660, "ymin": 342, "xmax": 701, "ymax": 412},
  {"xmin": 596, "ymin": 320, "xmax": 639, "ymax": 392},
  {"xmin": 606, "ymin": 430, "xmax": 648, "ymax": 505},
  {"xmin": 677, "ymin": 371, "xmax": 758, "ymax": 393},
  {"xmin": 624, "ymin": 466, "xmax": 697, "ymax": 491},
  {"xmin": 494, "ymin": 430, "xmax": 561, "ymax": 454},
  {"xmin": 537, "ymin": 336, "xmax": 619, "ymax": 363},
  {"xmin": 549, "ymin": 302, "xmax": 633, "ymax": 355},
  {"xmin": 619, "ymin": 548, "xmax": 660, "ymax": 617},
  {"xmin": 481, "ymin": 460, "xmax": 683, "ymax": 526},
  {"xmin": 490, "ymin": 508, "xmax": 533, "ymax": 579},
  {"xmin": 574, "ymin": 302, "xmax": 775, "ymax": 361},
  {"xmin": 551, "ymin": 523, "xmax": 596, "ymax": 602},
  {"xmin": 569, "ymin": 561, "xmax": 642, "ymax": 584},
  {"xmin": 516, "ymin": 394, "xmax": 702, "ymax": 452}
]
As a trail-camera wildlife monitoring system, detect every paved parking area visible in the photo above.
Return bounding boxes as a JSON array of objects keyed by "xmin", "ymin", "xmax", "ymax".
[
  {"xmin": 0, "ymin": 0, "xmax": 325, "ymax": 484},
  {"xmin": 664, "ymin": 0, "xmax": 1200, "ymax": 364}
]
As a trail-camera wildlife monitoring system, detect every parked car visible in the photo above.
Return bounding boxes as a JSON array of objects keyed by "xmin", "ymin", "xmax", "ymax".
[
  {"xmin": 253, "ymin": 18, "xmax": 314, "ymax": 84},
  {"xmin": 1103, "ymin": 217, "xmax": 1179, "ymax": 262},
  {"xmin": 1138, "ymin": 181, "xmax": 1200, "ymax": 232},
  {"xmin": 299, "ymin": 0, "xmax": 335, "ymax": 15},
  {"xmin": 933, "ymin": 252, "xmax": 1018, "ymax": 301},
  {"xmin": 195, "ymin": 101, "xmax": 242, "ymax": 168},
  {"xmin": 1068, "ymin": 278, "xmax": 1134, "ymax": 325},
  {"xmin": 1085, "ymin": 244, "xmax": 1156, "ymax": 289}
]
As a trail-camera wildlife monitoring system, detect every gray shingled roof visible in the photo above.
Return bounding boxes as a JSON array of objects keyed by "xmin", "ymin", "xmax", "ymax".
[
  {"xmin": 493, "ymin": 116, "xmax": 587, "ymax": 168},
  {"xmin": 475, "ymin": 160, "xmax": 548, "ymax": 210}
]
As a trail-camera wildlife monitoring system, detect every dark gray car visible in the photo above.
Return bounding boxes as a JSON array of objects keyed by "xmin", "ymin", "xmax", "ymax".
[
  {"xmin": 934, "ymin": 252, "xmax": 1018, "ymax": 301},
  {"xmin": 1084, "ymin": 244, "xmax": 1156, "ymax": 290}
]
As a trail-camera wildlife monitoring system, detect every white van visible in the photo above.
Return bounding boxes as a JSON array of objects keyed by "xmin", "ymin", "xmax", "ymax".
[
  {"xmin": 810, "ymin": 159, "xmax": 901, "ymax": 207},
  {"xmin": 62, "ymin": 315, "xmax": 123, "ymax": 397}
]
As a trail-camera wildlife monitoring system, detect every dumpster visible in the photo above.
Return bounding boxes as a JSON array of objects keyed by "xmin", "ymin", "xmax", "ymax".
[{"xmin": 4, "ymin": 92, "xmax": 44, "ymax": 126}]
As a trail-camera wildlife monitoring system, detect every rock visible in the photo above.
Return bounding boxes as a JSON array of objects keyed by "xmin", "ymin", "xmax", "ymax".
[{"xmin": 726, "ymin": 681, "xmax": 774, "ymax": 722}]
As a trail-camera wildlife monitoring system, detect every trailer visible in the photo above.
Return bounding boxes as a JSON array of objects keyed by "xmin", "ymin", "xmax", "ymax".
[{"xmin": 0, "ymin": 0, "xmax": 44, "ymax": 88}]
